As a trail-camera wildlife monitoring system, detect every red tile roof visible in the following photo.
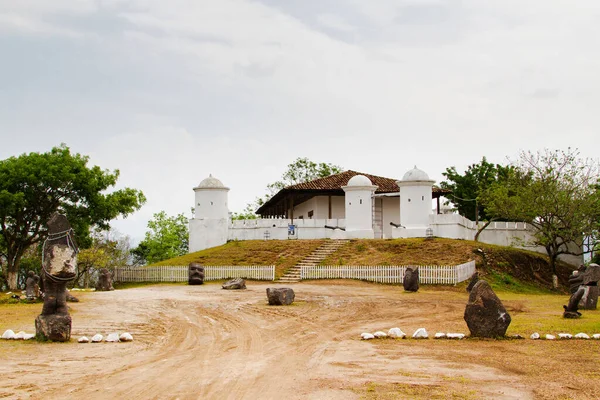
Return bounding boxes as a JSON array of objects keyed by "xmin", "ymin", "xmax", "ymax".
[{"xmin": 286, "ymin": 170, "xmax": 399, "ymax": 193}]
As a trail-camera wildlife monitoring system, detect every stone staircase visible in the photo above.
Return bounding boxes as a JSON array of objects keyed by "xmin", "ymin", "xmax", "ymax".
[{"xmin": 278, "ymin": 240, "xmax": 349, "ymax": 283}]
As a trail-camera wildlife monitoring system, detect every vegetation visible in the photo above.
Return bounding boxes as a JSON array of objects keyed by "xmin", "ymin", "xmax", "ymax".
[
  {"xmin": 131, "ymin": 211, "xmax": 189, "ymax": 265},
  {"xmin": 233, "ymin": 157, "xmax": 343, "ymax": 219},
  {"xmin": 0, "ymin": 144, "xmax": 145, "ymax": 289},
  {"xmin": 76, "ymin": 230, "xmax": 132, "ymax": 287},
  {"xmin": 482, "ymin": 149, "xmax": 600, "ymax": 283}
]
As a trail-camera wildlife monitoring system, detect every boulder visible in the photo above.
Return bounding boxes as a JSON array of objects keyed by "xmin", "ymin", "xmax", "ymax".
[
  {"xmin": 222, "ymin": 278, "xmax": 246, "ymax": 290},
  {"xmin": 91, "ymin": 334, "xmax": 103, "ymax": 343},
  {"xmin": 119, "ymin": 332, "xmax": 134, "ymax": 342},
  {"xmin": 388, "ymin": 328, "xmax": 406, "ymax": 339},
  {"xmin": 593, "ymin": 334, "xmax": 600, "ymax": 340},
  {"xmin": 361, "ymin": 333, "xmax": 375, "ymax": 340},
  {"xmin": 580, "ymin": 286, "xmax": 598, "ymax": 310},
  {"xmin": 2, "ymin": 329, "xmax": 16, "ymax": 339},
  {"xmin": 530, "ymin": 332, "xmax": 540, "ymax": 340},
  {"xmin": 373, "ymin": 331, "xmax": 387, "ymax": 338},
  {"xmin": 412, "ymin": 328, "xmax": 428, "ymax": 339},
  {"xmin": 78, "ymin": 336, "xmax": 89, "ymax": 343},
  {"xmin": 466, "ymin": 272, "xmax": 480, "ymax": 292},
  {"xmin": 464, "ymin": 280, "xmax": 511, "ymax": 338},
  {"xmin": 582, "ymin": 263, "xmax": 600, "ymax": 285},
  {"xmin": 105, "ymin": 333, "xmax": 120, "ymax": 342},
  {"xmin": 403, "ymin": 267, "xmax": 419, "ymax": 292},
  {"xmin": 545, "ymin": 334, "xmax": 556, "ymax": 340},
  {"xmin": 267, "ymin": 288, "xmax": 295, "ymax": 305}
]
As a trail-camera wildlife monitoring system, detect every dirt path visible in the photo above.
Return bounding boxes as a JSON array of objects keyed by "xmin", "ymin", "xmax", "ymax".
[{"xmin": 1, "ymin": 282, "xmax": 537, "ymax": 399}]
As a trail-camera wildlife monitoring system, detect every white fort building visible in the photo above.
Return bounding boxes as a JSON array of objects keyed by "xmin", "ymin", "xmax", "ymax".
[{"xmin": 189, "ymin": 167, "xmax": 579, "ymax": 265}]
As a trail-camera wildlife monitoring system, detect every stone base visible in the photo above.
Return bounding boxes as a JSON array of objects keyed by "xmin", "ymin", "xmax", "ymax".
[
  {"xmin": 563, "ymin": 311, "xmax": 582, "ymax": 319},
  {"xmin": 580, "ymin": 286, "xmax": 598, "ymax": 310},
  {"xmin": 35, "ymin": 314, "xmax": 72, "ymax": 342}
]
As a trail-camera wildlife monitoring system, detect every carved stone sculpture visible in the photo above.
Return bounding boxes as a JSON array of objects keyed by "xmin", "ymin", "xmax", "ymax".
[
  {"xmin": 267, "ymin": 288, "xmax": 295, "ymax": 305},
  {"xmin": 466, "ymin": 272, "xmax": 479, "ymax": 292},
  {"xmin": 222, "ymin": 278, "xmax": 246, "ymax": 290},
  {"xmin": 188, "ymin": 262, "xmax": 205, "ymax": 285},
  {"xmin": 35, "ymin": 213, "xmax": 78, "ymax": 342},
  {"xmin": 96, "ymin": 268, "xmax": 115, "ymax": 291},
  {"xmin": 563, "ymin": 287, "xmax": 585, "ymax": 318},
  {"xmin": 25, "ymin": 271, "xmax": 40, "ymax": 300},
  {"xmin": 568, "ymin": 266, "xmax": 586, "ymax": 294},
  {"xmin": 464, "ymin": 280, "xmax": 511, "ymax": 338},
  {"xmin": 403, "ymin": 267, "xmax": 419, "ymax": 292}
]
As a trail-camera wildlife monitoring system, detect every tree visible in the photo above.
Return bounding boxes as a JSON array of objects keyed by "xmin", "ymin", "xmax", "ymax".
[
  {"xmin": 131, "ymin": 211, "xmax": 189, "ymax": 265},
  {"xmin": 440, "ymin": 158, "xmax": 514, "ymax": 241},
  {"xmin": 238, "ymin": 157, "xmax": 343, "ymax": 216},
  {"xmin": 482, "ymin": 148, "xmax": 600, "ymax": 286},
  {"xmin": 76, "ymin": 230, "xmax": 132, "ymax": 288},
  {"xmin": 0, "ymin": 144, "xmax": 146, "ymax": 289}
]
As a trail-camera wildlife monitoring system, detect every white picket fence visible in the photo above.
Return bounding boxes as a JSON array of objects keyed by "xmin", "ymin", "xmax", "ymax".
[
  {"xmin": 300, "ymin": 260, "xmax": 476, "ymax": 285},
  {"xmin": 113, "ymin": 265, "xmax": 275, "ymax": 283}
]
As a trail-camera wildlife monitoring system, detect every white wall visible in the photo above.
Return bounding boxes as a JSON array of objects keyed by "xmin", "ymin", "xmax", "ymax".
[
  {"xmin": 382, "ymin": 197, "xmax": 400, "ymax": 238},
  {"xmin": 189, "ymin": 218, "xmax": 229, "ymax": 252},
  {"xmin": 399, "ymin": 183, "xmax": 432, "ymax": 229},
  {"xmin": 194, "ymin": 189, "xmax": 229, "ymax": 220},
  {"xmin": 288, "ymin": 195, "xmax": 345, "ymax": 220},
  {"xmin": 228, "ymin": 218, "xmax": 347, "ymax": 241}
]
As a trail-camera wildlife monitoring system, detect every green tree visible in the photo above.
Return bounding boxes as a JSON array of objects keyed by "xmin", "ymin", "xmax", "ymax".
[
  {"xmin": 440, "ymin": 157, "xmax": 514, "ymax": 241},
  {"xmin": 76, "ymin": 230, "xmax": 132, "ymax": 288},
  {"xmin": 0, "ymin": 144, "xmax": 146, "ymax": 290},
  {"xmin": 238, "ymin": 157, "xmax": 343, "ymax": 217},
  {"xmin": 482, "ymin": 148, "xmax": 600, "ymax": 287},
  {"xmin": 131, "ymin": 211, "xmax": 189, "ymax": 265}
]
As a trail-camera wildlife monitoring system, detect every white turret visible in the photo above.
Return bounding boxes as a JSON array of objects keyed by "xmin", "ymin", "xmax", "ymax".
[
  {"xmin": 189, "ymin": 175, "xmax": 230, "ymax": 252},
  {"xmin": 342, "ymin": 175, "xmax": 377, "ymax": 239},
  {"xmin": 393, "ymin": 166, "xmax": 435, "ymax": 238}
]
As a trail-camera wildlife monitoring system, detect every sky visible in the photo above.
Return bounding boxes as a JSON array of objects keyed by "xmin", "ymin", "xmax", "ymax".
[{"xmin": 1, "ymin": 0, "xmax": 600, "ymax": 243}]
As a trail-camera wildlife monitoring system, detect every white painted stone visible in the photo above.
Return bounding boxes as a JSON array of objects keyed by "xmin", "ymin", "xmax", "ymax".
[
  {"xmin": 105, "ymin": 333, "xmax": 120, "ymax": 342},
  {"xmin": 388, "ymin": 328, "xmax": 406, "ymax": 339},
  {"xmin": 361, "ymin": 333, "xmax": 375, "ymax": 340},
  {"xmin": 593, "ymin": 334, "xmax": 600, "ymax": 340},
  {"xmin": 558, "ymin": 333, "xmax": 572, "ymax": 339},
  {"xmin": 446, "ymin": 333, "xmax": 465, "ymax": 340},
  {"xmin": 22, "ymin": 333, "xmax": 35, "ymax": 340},
  {"xmin": 434, "ymin": 332, "xmax": 446, "ymax": 339},
  {"xmin": 14, "ymin": 331, "xmax": 27, "ymax": 340},
  {"xmin": 373, "ymin": 331, "xmax": 387, "ymax": 338},
  {"xmin": 545, "ymin": 334, "xmax": 556, "ymax": 340},
  {"xmin": 119, "ymin": 332, "xmax": 133, "ymax": 342},
  {"xmin": 574, "ymin": 333, "xmax": 590, "ymax": 340},
  {"xmin": 530, "ymin": 332, "xmax": 540, "ymax": 340},
  {"xmin": 78, "ymin": 336, "xmax": 89, "ymax": 343},
  {"xmin": 412, "ymin": 328, "xmax": 428, "ymax": 339},
  {"xmin": 2, "ymin": 329, "xmax": 15, "ymax": 339},
  {"xmin": 91, "ymin": 334, "xmax": 103, "ymax": 343}
]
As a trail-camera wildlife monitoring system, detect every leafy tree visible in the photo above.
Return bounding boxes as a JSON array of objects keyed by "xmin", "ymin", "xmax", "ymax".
[
  {"xmin": 131, "ymin": 211, "xmax": 189, "ymax": 265},
  {"xmin": 238, "ymin": 157, "xmax": 343, "ymax": 216},
  {"xmin": 482, "ymin": 148, "xmax": 600, "ymax": 286},
  {"xmin": 76, "ymin": 230, "xmax": 132, "ymax": 288},
  {"xmin": 0, "ymin": 144, "xmax": 146, "ymax": 290}
]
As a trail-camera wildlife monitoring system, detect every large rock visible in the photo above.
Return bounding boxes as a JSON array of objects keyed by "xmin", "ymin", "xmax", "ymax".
[
  {"xmin": 222, "ymin": 278, "xmax": 246, "ymax": 290},
  {"xmin": 403, "ymin": 267, "xmax": 419, "ymax": 292},
  {"xmin": 582, "ymin": 263, "xmax": 600, "ymax": 285},
  {"xmin": 466, "ymin": 272, "xmax": 480, "ymax": 292},
  {"xmin": 267, "ymin": 288, "xmax": 295, "ymax": 305},
  {"xmin": 25, "ymin": 271, "xmax": 40, "ymax": 300},
  {"xmin": 464, "ymin": 280, "xmax": 511, "ymax": 338},
  {"xmin": 580, "ymin": 286, "xmax": 598, "ymax": 310}
]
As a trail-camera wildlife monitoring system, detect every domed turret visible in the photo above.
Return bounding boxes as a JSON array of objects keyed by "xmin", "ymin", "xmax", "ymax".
[
  {"xmin": 195, "ymin": 174, "xmax": 228, "ymax": 190},
  {"xmin": 395, "ymin": 166, "xmax": 435, "ymax": 236},
  {"xmin": 190, "ymin": 174, "xmax": 231, "ymax": 253},
  {"xmin": 401, "ymin": 166, "xmax": 430, "ymax": 182},
  {"xmin": 346, "ymin": 174, "xmax": 373, "ymax": 187},
  {"xmin": 342, "ymin": 174, "xmax": 378, "ymax": 238}
]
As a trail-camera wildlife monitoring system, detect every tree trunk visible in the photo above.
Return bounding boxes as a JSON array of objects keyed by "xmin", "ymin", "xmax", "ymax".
[
  {"xmin": 474, "ymin": 220, "xmax": 494, "ymax": 242},
  {"xmin": 548, "ymin": 252, "xmax": 558, "ymax": 289},
  {"xmin": 7, "ymin": 270, "xmax": 18, "ymax": 291}
]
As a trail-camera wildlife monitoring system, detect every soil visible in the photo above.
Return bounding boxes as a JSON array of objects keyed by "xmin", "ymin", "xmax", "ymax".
[{"xmin": 0, "ymin": 281, "xmax": 597, "ymax": 400}]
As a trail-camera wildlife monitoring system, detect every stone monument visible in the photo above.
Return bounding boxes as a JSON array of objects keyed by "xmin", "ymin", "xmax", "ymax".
[
  {"xmin": 95, "ymin": 268, "xmax": 114, "ymax": 291},
  {"xmin": 267, "ymin": 288, "xmax": 295, "ymax": 305},
  {"xmin": 222, "ymin": 277, "xmax": 246, "ymax": 290},
  {"xmin": 25, "ymin": 271, "xmax": 40, "ymax": 300},
  {"xmin": 464, "ymin": 279, "xmax": 511, "ymax": 338},
  {"xmin": 188, "ymin": 262, "xmax": 205, "ymax": 285},
  {"xmin": 403, "ymin": 267, "xmax": 419, "ymax": 292},
  {"xmin": 35, "ymin": 213, "xmax": 78, "ymax": 342}
]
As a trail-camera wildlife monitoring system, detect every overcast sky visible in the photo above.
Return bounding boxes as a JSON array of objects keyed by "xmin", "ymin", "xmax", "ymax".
[{"xmin": 1, "ymin": 0, "xmax": 599, "ymax": 242}]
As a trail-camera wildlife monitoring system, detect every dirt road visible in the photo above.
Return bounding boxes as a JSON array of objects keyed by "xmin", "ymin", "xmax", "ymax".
[{"xmin": 0, "ymin": 281, "xmax": 566, "ymax": 399}]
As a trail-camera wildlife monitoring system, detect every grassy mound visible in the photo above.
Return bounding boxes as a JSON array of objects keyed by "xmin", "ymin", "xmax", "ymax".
[{"xmin": 154, "ymin": 238, "xmax": 576, "ymax": 290}]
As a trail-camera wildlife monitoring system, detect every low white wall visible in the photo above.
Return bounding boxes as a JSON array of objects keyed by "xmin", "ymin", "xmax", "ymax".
[{"xmin": 228, "ymin": 218, "xmax": 347, "ymax": 241}]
